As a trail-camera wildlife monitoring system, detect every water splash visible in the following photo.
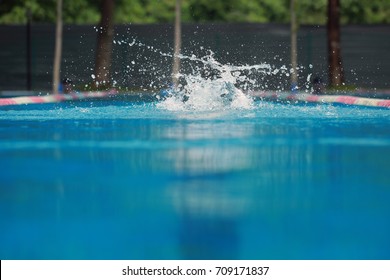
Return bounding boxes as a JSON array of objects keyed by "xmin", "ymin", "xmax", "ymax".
[
  {"xmin": 160, "ymin": 50, "xmax": 272, "ymax": 111},
  {"xmin": 158, "ymin": 73, "xmax": 254, "ymax": 111},
  {"xmin": 114, "ymin": 38, "xmax": 284, "ymax": 111}
]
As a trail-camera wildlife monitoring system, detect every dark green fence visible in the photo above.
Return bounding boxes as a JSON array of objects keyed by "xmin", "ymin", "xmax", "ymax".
[{"xmin": 0, "ymin": 23, "xmax": 389, "ymax": 91}]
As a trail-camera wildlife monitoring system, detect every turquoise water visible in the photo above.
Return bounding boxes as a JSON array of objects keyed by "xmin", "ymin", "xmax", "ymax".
[{"xmin": 1, "ymin": 100, "xmax": 390, "ymax": 259}]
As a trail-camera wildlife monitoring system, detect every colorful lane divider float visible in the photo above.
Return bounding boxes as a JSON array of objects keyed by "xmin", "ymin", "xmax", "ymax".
[
  {"xmin": 0, "ymin": 89, "xmax": 389, "ymax": 108},
  {"xmin": 0, "ymin": 90, "xmax": 118, "ymax": 106},
  {"xmin": 250, "ymin": 91, "xmax": 390, "ymax": 108}
]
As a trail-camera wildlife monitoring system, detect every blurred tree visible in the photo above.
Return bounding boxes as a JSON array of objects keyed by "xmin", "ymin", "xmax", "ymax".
[
  {"xmin": 52, "ymin": 0, "xmax": 63, "ymax": 94},
  {"xmin": 187, "ymin": 0, "xmax": 230, "ymax": 22},
  {"xmin": 62, "ymin": 0, "xmax": 100, "ymax": 24},
  {"xmin": 115, "ymin": 0, "xmax": 148, "ymax": 23},
  {"xmin": 327, "ymin": 0, "xmax": 344, "ymax": 87},
  {"xmin": 144, "ymin": 0, "xmax": 176, "ymax": 23},
  {"xmin": 186, "ymin": 0, "xmax": 288, "ymax": 23},
  {"xmin": 341, "ymin": 0, "xmax": 390, "ymax": 24},
  {"xmin": 94, "ymin": 0, "xmax": 115, "ymax": 87},
  {"xmin": 0, "ymin": 0, "xmax": 99, "ymax": 24},
  {"xmin": 0, "ymin": 0, "xmax": 55, "ymax": 23},
  {"xmin": 0, "ymin": 0, "xmax": 388, "ymax": 24},
  {"xmin": 296, "ymin": 0, "xmax": 327, "ymax": 25},
  {"xmin": 172, "ymin": 0, "xmax": 181, "ymax": 88},
  {"xmin": 290, "ymin": 0, "xmax": 298, "ymax": 91}
]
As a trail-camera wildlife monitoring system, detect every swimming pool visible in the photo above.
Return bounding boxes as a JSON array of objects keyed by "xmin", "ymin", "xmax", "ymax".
[{"xmin": 1, "ymin": 99, "xmax": 389, "ymax": 259}]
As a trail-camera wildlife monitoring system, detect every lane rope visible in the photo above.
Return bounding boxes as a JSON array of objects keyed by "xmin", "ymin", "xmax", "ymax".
[
  {"xmin": 0, "ymin": 90, "xmax": 118, "ymax": 106},
  {"xmin": 250, "ymin": 91, "xmax": 390, "ymax": 108},
  {"xmin": 1, "ymin": 90, "xmax": 389, "ymax": 108}
]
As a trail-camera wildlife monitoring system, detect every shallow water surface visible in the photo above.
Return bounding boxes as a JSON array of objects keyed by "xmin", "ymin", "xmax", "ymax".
[{"xmin": 0, "ymin": 100, "xmax": 389, "ymax": 259}]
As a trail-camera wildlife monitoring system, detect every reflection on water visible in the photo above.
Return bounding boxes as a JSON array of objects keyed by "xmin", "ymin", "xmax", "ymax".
[{"xmin": 0, "ymin": 101, "xmax": 390, "ymax": 259}]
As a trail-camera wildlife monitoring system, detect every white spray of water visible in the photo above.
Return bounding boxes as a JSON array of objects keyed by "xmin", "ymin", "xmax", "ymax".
[
  {"xmin": 164, "ymin": 50, "xmax": 272, "ymax": 111},
  {"xmin": 161, "ymin": 50, "xmax": 271, "ymax": 111},
  {"xmin": 114, "ymin": 38, "xmax": 309, "ymax": 112}
]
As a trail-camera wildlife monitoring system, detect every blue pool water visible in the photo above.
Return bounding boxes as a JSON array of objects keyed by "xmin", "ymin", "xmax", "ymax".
[{"xmin": 1, "ymin": 99, "xmax": 390, "ymax": 259}]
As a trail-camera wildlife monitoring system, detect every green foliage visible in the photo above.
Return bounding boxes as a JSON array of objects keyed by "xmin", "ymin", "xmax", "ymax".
[
  {"xmin": 0, "ymin": 0, "xmax": 389, "ymax": 25},
  {"xmin": 341, "ymin": 0, "xmax": 390, "ymax": 24},
  {"xmin": 115, "ymin": 0, "xmax": 148, "ymax": 23},
  {"xmin": 0, "ymin": 0, "xmax": 100, "ymax": 24},
  {"xmin": 144, "ymin": 0, "xmax": 175, "ymax": 23},
  {"xmin": 186, "ymin": 0, "xmax": 289, "ymax": 23},
  {"xmin": 63, "ymin": 0, "xmax": 100, "ymax": 24},
  {"xmin": 296, "ymin": 0, "xmax": 327, "ymax": 25},
  {"xmin": 0, "ymin": 0, "xmax": 55, "ymax": 24}
]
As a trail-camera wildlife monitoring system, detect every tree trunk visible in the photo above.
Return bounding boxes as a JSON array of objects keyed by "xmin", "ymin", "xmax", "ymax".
[
  {"xmin": 52, "ymin": 0, "xmax": 63, "ymax": 94},
  {"xmin": 327, "ymin": 0, "xmax": 344, "ymax": 87},
  {"xmin": 290, "ymin": 0, "xmax": 298, "ymax": 91},
  {"xmin": 172, "ymin": 0, "xmax": 182, "ymax": 88},
  {"xmin": 94, "ymin": 0, "xmax": 115, "ymax": 88},
  {"xmin": 26, "ymin": 8, "xmax": 32, "ymax": 91}
]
